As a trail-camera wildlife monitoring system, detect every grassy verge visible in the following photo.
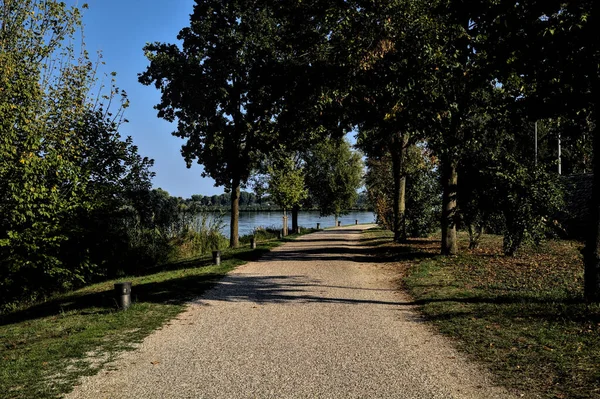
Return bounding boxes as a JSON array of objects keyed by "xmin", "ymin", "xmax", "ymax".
[
  {"xmin": 366, "ymin": 227, "xmax": 600, "ymax": 399},
  {"xmin": 0, "ymin": 231, "xmax": 309, "ymax": 399}
]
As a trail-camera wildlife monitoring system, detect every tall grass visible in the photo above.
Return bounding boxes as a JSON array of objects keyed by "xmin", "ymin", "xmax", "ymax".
[
  {"xmin": 169, "ymin": 212, "xmax": 228, "ymax": 260},
  {"xmin": 239, "ymin": 225, "xmax": 281, "ymax": 244}
]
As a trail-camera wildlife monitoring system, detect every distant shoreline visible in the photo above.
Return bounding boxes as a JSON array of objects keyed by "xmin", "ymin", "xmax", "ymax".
[{"xmin": 199, "ymin": 207, "xmax": 375, "ymax": 213}]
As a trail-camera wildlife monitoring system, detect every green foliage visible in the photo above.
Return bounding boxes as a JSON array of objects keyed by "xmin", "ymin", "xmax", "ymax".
[
  {"xmin": 0, "ymin": 1, "xmax": 158, "ymax": 308},
  {"xmin": 304, "ymin": 137, "xmax": 363, "ymax": 219},
  {"xmin": 365, "ymin": 144, "xmax": 440, "ymax": 237},
  {"xmin": 496, "ymin": 166, "xmax": 565, "ymax": 256},
  {"xmin": 404, "ymin": 146, "xmax": 441, "ymax": 238},
  {"xmin": 266, "ymin": 157, "xmax": 307, "ymax": 212},
  {"xmin": 0, "ymin": 0, "xmax": 90, "ymax": 299}
]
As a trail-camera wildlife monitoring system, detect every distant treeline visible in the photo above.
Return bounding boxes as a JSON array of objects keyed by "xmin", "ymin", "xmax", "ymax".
[{"xmin": 184, "ymin": 191, "xmax": 373, "ymax": 212}]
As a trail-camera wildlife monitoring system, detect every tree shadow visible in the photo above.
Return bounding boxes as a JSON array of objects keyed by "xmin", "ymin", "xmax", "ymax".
[
  {"xmin": 0, "ymin": 229, "xmax": 430, "ymax": 326},
  {"xmin": 0, "ymin": 246, "xmax": 275, "ymax": 326}
]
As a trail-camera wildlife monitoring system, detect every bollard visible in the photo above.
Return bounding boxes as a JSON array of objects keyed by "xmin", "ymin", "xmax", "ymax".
[
  {"xmin": 212, "ymin": 250, "xmax": 221, "ymax": 265},
  {"xmin": 277, "ymin": 230, "xmax": 282, "ymax": 239},
  {"xmin": 296, "ymin": 226, "xmax": 301, "ymax": 234},
  {"xmin": 114, "ymin": 282, "xmax": 132, "ymax": 310},
  {"xmin": 317, "ymin": 222, "xmax": 321, "ymax": 230},
  {"xmin": 250, "ymin": 237, "xmax": 256, "ymax": 249},
  {"xmin": 356, "ymin": 220, "xmax": 358, "ymax": 225},
  {"xmin": 337, "ymin": 221, "xmax": 341, "ymax": 227}
]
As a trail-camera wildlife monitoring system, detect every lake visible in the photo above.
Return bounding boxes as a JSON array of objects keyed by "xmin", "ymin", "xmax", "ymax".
[{"xmin": 213, "ymin": 210, "xmax": 376, "ymax": 238}]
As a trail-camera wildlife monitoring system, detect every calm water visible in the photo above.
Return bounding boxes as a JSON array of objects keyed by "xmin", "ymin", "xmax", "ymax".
[{"xmin": 213, "ymin": 210, "xmax": 375, "ymax": 238}]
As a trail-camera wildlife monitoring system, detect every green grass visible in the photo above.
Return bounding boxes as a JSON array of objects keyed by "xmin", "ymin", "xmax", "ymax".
[
  {"xmin": 0, "ymin": 237, "xmax": 286, "ymax": 399},
  {"xmin": 366, "ymin": 228, "xmax": 600, "ymax": 399}
]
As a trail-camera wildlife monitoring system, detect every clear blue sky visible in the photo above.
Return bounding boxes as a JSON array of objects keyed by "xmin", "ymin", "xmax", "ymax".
[{"xmin": 80, "ymin": 0, "xmax": 224, "ymax": 198}]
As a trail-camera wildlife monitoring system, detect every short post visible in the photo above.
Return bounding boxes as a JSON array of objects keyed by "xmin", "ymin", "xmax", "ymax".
[
  {"xmin": 212, "ymin": 250, "xmax": 221, "ymax": 265},
  {"xmin": 295, "ymin": 226, "xmax": 301, "ymax": 234},
  {"xmin": 317, "ymin": 222, "xmax": 321, "ymax": 230},
  {"xmin": 114, "ymin": 282, "xmax": 132, "ymax": 310},
  {"xmin": 355, "ymin": 220, "xmax": 358, "ymax": 225},
  {"xmin": 337, "ymin": 221, "xmax": 341, "ymax": 227},
  {"xmin": 278, "ymin": 230, "xmax": 282, "ymax": 239},
  {"xmin": 250, "ymin": 236, "xmax": 256, "ymax": 249}
]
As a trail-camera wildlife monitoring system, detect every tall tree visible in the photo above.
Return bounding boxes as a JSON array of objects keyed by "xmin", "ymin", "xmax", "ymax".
[
  {"xmin": 350, "ymin": 0, "xmax": 439, "ymax": 242},
  {"xmin": 473, "ymin": 0, "xmax": 600, "ymax": 299},
  {"xmin": 139, "ymin": 0, "xmax": 285, "ymax": 247},
  {"xmin": 304, "ymin": 138, "xmax": 363, "ymax": 226}
]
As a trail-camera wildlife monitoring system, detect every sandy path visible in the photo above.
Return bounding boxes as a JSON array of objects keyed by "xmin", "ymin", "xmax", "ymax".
[{"xmin": 66, "ymin": 225, "xmax": 514, "ymax": 399}]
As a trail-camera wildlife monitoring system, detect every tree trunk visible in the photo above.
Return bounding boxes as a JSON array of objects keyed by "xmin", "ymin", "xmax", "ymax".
[
  {"xmin": 292, "ymin": 205, "xmax": 299, "ymax": 232},
  {"xmin": 468, "ymin": 224, "xmax": 484, "ymax": 250},
  {"xmin": 229, "ymin": 177, "xmax": 241, "ymax": 248},
  {"xmin": 584, "ymin": 99, "xmax": 600, "ymax": 301},
  {"xmin": 391, "ymin": 133, "xmax": 408, "ymax": 242},
  {"xmin": 441, "ymin": 157, "xmax": 458, "ymax": 255}
]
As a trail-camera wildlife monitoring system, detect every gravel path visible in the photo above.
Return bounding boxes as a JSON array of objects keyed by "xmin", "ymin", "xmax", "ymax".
[{"xmin": 66, "ymin": 225, "xmax": 514, "ymax": 399}]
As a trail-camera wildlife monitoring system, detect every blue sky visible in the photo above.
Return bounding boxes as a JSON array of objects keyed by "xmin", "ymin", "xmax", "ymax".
[{"xmin": 80, "ymin": 0, "xmax": 223, "ymax": 197}]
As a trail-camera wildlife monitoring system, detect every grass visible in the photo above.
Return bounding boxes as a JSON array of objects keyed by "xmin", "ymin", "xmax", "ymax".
[
  {"xmin": 365, "ymin": 227, "xmax": 600, "ymax": 399},
  {"xmin": 0, "ymin": 233, "xmax": 298, "ymax": 399}
]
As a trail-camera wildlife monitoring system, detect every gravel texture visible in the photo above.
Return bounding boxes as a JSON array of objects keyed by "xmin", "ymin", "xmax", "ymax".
[{"xmin": 66, "ymin": 225, "xmax": 515, "ymax": 399}]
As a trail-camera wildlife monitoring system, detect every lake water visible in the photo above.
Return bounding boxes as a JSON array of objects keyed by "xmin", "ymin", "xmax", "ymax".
[{"xmin": 214, "ymin": 210, "xmax": 376, "ymax": 238}]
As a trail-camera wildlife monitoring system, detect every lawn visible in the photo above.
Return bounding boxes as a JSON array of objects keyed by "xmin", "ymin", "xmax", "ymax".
[
  {"xmin": 0, "ymin": 237, "xmax": 286, "ymax": 399},
  {"xmin": 365, "ymin": 228, "xmax": 600, "ymax": 399}
]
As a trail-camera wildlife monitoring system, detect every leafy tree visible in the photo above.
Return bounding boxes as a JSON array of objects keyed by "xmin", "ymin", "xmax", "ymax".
[
  {"xmin": 0, "ymin": 0, "xmax": 93, "ymax": 299},
  {"xmin": 472, "ymin": 0, "xmax": 599, "ymax": 299},
  {"xmin": 365, "ymin": 143, "xmax": 440, "ymax": 237},
  {"xmin": 266, "ymin": 156, "xmax": 307, "ymax": 234},
  {"xmin": 0, "ymin": 1, "xmax": 156, "ymax": 305},
  {"xmin": 350, "ymin": 1, "xmax": 440, "ymax": 242},
  {"xmin": 304, "ymin": 138, "xmax": 363, "ymax": 226},
  {"xmin": 139, "ymin": 0, "xmax": 287, "ymax": 248}
]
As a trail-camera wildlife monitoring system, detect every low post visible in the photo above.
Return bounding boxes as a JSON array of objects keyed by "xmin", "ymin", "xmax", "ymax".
[
  {"xmin": 337, "ymin": 221, "xmax": 341, "ymax": 227},
  {"xmin": 278, "ymin": 230, "xmax": 282, "ymax": 239},
  {"xmin": 295, "ymin": 226, "xmax": 301, "ymax": 234},
  {"xmin": 355, "ymin": 220, "xmax": 358, "ymax": 225},
  {"xmin": 317, "ymin": 222, "xmax": 321, "ymax": 230},
  {"xmin": 114, "ymin": 282, "xmax": 132, "ymax": 310},
  {"xmin": 250, "ymin": 237, "xmax": 256, "ymax": 249},
  {"xmin": 212, "ymin": 250, "xmax": 221, "ymax": 265}
]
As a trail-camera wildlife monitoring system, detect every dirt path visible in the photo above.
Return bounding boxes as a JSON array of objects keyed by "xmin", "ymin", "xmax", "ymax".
[{"xmin": 66, "ymin": 225, "xmax": 514, "ymax": 398}]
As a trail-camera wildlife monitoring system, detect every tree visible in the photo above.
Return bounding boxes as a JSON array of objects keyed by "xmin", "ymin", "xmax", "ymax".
[
  {"xmin": 0, "ymin": 1, "xmax": 156, "ymax": 304},
  {"xmin": 0, "ymin": 0, "xmax": 92, "ymax": 298},
  {"xmin": 139, "ymin": 0, "xmax": 286, "ymax": 248},
  {"xmin": 266, "ymin": 156, "xmax": 307, "ymax": 235},
  {"xmin": 471, "ymin": 0, "xmax": 600, "ymax": 299},
  {"xmin": 365, "ymin": 143, "xmax": 440, "ymax": 237},
  {"xmin": 349, "ymin": 0, "xmax": 440, "ymax": 242},
  {"xmin": 304, "ymin": 138, "xmax": 363, "ymax": 226}
]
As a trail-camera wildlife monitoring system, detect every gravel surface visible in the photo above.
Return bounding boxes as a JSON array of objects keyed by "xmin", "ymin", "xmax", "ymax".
[{"xmin": 66, "ymin": 225, "xmax": 515, "ymax": 399}]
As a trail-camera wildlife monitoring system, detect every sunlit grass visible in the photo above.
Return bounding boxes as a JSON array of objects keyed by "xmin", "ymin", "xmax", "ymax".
[
  {"xmin": 367, "ymin": 228, "xmax": 600, "ymax": 399},
  {"xmin": 0, "ymin": 238, "xmax": 283, "ymax": 399}
]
